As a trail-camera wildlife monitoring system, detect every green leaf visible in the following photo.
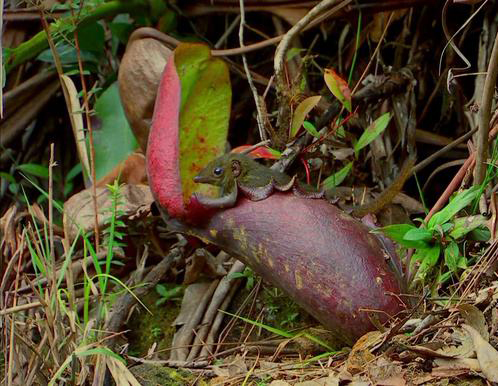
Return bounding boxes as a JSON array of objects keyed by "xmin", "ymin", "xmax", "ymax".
[
  {"xmin": 428, "ymin": 186, "xmax": 481, "ymax": 229},
  {"xmin": 37, "ymin": 43, "xmax": 100, "ymax": 66},
  {"xmin": 414, "ymin": 244, "xmax": 441, "ymax": 280},
  {"xmin": 175, "ymin": 44, "xmax": 231, "ymax": 202},
  {"xmin": 302, "ymin": 121, "xmax": 321, "ymax": 138},
  {"xmin": 77, "ymin": 22, "xmax": 105, "ymax": 55},
  {"xmin": 444, "ymin": 241, "xmax": 460, "ymax": 272},
  {"xmin": 286, "ymin": 47, "xmax": 304, "ymax": 61},
  {"xmin": 449, "ymin": 215, "xmax": 488, "ymax": 240},
  {"xmin": 290, "ymin": 96, "xmax": 321, "ymax": 139},
  {"xmin": 375, "ymin": 224, "xmax": 431, "ymax": 249},
  {"xmin": 0, "ymin": 172, "xmax": 16, "ymax": 184},
  {"xmin": 156, "ymin": 284, "xmax": 168, "ymax": 297},
  {"xmin": 322, "ymin": 162, "xmax": 352, "ymax": 189},
  {"xmin": 155, "ymin": 284, "xmax": 183, "ymax": 301},
  {"xmin": 403, "ymin": 227, "xmax": 433, "ymax": 242},
  {"xmin": 109, "ymin": 15, "xmax": 134, "ymax": 45},
  {"xmin": 354, "ymin": 112, "xmax": 391, "ymax": 155},
  {"xmin": 324, "ymin": 68, "xmax": 351, "ymax": 112},
  {"xmin": 93, "ymin": 82, "xmax": 139, "ymax": 180},
  {"xmin": 220, "ymin": 310, "xmax": 294, "ymax": 338},
  {"xmin": 65, "ymin": 163, "xmax": 82, "ymax": 182},
  {"xmin": 470, "ymin": 227, "xmax": 490, "ymax": 241},
  {"xmin": 17, "ymin": 163, "xmax": 49, "ymax": 179},
  {"xmin": 440, "ymin": 223, "xmax": 454, "ymax": 233},
  {"xmin": 457, "ymin": 255, "xmax": 468, "ymax": 269}
]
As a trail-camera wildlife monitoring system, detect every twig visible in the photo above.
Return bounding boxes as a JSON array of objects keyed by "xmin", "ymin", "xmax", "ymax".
[
  {"xmin": 187, "ymin": 260, "xmax": 245, "ymax": 360},
  {"xmin": 239, "ymin": 0, "xmax": 267, "ymax": 141},
  {"xmin": 422, "ymin": 159, "xmax": 466, "ymax": 192},
  {"xmin": 351, "ymin": 12, "xmax": 394, "ymax": 96},
  {"xmin": 413, "ymin": 128, "xmax": 477, "ymax": 173},
  {"xmin": 425, "ymin": 155, "xmax": 475, "ymax": 223},
  {"xmin": 475, "ymin": 30, "xmax": 498, "ymax": 186},
  {"xmin": 0, "ymin": 301, "xmax": 43, "ymax": 316},
  {"xmin": 0, "ymin": 0, "xmax": 3, "ymax": 119},
  {"xmin": 48, "ymin": 144, "xmax": 56, "ymax": 289},
  {"xmin": 70, "ymin": 6, "xmax": 100, "ymax": 250},
  {"xmin": 274, "ymin": 0, "xmax": 351, "ymax": 84},
  {"xmin": 215, "ymin": 15, "xmax": 241, "ymax": 49}
]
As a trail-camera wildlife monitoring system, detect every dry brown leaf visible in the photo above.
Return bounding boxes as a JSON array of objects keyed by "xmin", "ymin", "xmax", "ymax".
[
  {"xmin": 436, "ymin": 328, "xmax": 474, "ymax": 358},
  {"xmin": 458, "ymin": 304, "xmax": 489, "ymax": 341},
  {"xmin": 118, "ymin": 33, "xmax": 172, "ymax": 151},
  {"xmin": 367, "ymin": 357, "xmax": 405, "ymax": 386},
  {"xmin": 0, "ymin": 205, "xmax": 18, "ymax": 256},
  {"xmin": 227, "ymin": 354, "xmax": 248, "ymax": 377},
  {"xmin": 408, "ymin": 343, "xmax": 456, "ymax": 359},
  {"xmin": 434, "ymin": 357, "xmax": 480, "ymax": 371},
  {"xmin": 462, "ymin": 324, "xmax": 498, "ymax": 382},
  {"xmin": 63, "ymin": 184, "xmax": 153, "ymax": 241},
  {"xmin": 96, "ymin": 152, "xmax": 147, "ymax": 187},
  {"xmin": 183, "ymin": 249, "xmax": 227, "ymax": 284},
  {"xmin": 269, "ymin": 380, "xmax": 292, "ymax": 386},
  {"xmin": 60, "ymin": 75, "xmax": 90, "ymax": 179}
]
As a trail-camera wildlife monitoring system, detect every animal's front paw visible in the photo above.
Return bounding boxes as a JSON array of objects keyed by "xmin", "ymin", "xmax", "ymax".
[{"xmin": 194, "ymin": 190, "xmax": 237, "ymax": 209}]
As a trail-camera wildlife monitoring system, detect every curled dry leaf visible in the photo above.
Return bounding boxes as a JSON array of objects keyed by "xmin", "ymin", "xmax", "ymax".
[
  {"xmin": 458, "ymin": 304, "xmax": 489, "ymax": 341},
  {"xmin": 60, "ymin": 75, "xmax": 90, "ymax": 180},
  {"xmin": 63, "ymin": 184, "xmax": 153, "ymax": 241},
  {"xmin": 433, "ymin": 357, "xmax": 481, "ymax": 372},
  {"xmin": 118, "ymin": 36, "xmax": 172, "ymax": 151},
  {"xmin": 346, "ymin": 331, "xmax": 382, "ymax": 374},
  {"xmin": 96, "ymin": 152, "xmax": 147, "ymax": 188},
  {"xmin": 462, "ymin": 324, "xmax": 498, "ymax": 382}
]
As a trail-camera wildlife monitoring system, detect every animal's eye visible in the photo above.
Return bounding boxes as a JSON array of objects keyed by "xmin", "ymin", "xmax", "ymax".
[{"xmin": 213, "ymin": 167, "xmax": 224, "ymax": 177}]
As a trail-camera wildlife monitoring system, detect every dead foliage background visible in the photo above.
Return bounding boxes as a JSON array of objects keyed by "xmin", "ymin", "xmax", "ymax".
[{"xmin": 1, "ymin": 0, "xmax": 498, "ymax": 385}]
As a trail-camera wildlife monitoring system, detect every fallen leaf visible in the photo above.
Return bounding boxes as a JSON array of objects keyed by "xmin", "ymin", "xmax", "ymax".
[
  {"xmin": 434, "ymin": 357, "xmax": 480, "ymax": 371},
  {"xmin": 462, "ymin": 324, "xmax": 498, "ymax": 382},
  {"xmin": 458, "ymin": 304, "xmax": 489, "ymax": 341},
  {"xmin": 290, "ymin": 95, "xmax": 322, "ymax": 139},
  {"xmin": 346, "ymin": 331, "xmax": 382, "ymax": 374},
  {"xmin": 63, "ymin": 184, "xmax": 153, "ymax": 241},
  {"xmin": 96, "ymin": 152, "xmax": 147, "ymax": 187},
  {"xmin": 437, "ymin": 328, "xmax": 474, "ymax": 358}
]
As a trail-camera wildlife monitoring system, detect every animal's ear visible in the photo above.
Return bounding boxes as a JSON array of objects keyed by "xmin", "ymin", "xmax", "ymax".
[{"xmin": 231, "ymin": 159, "xmax": 242, "ymax": 177}]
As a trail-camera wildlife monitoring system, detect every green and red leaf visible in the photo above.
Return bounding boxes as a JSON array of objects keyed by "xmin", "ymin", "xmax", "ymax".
[
  {"xmin": 232, "ymin": 145, "xmax": 281, "ymax": 159},
  {"xmin": 324, "ymin": 68, "xmax": 351, "ymax": 112},
  {"xmin": 146, "ymin": 43, "xmax": 231, "ymax": 221}
]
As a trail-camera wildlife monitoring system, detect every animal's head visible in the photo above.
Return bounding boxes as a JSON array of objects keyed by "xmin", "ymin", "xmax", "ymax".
[{"xmin": 193, "ymin": 153, "xmax": 247, "ymax": 186}]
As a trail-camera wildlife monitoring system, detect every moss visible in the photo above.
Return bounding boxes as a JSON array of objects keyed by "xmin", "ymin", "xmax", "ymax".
[
  {"xmin": 126, "ymin": 290, "xmax": 181, "ymax": 357},
  {"xmin": 129, "ymin": 364, "xmax": 205, "ymax": 386}
]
